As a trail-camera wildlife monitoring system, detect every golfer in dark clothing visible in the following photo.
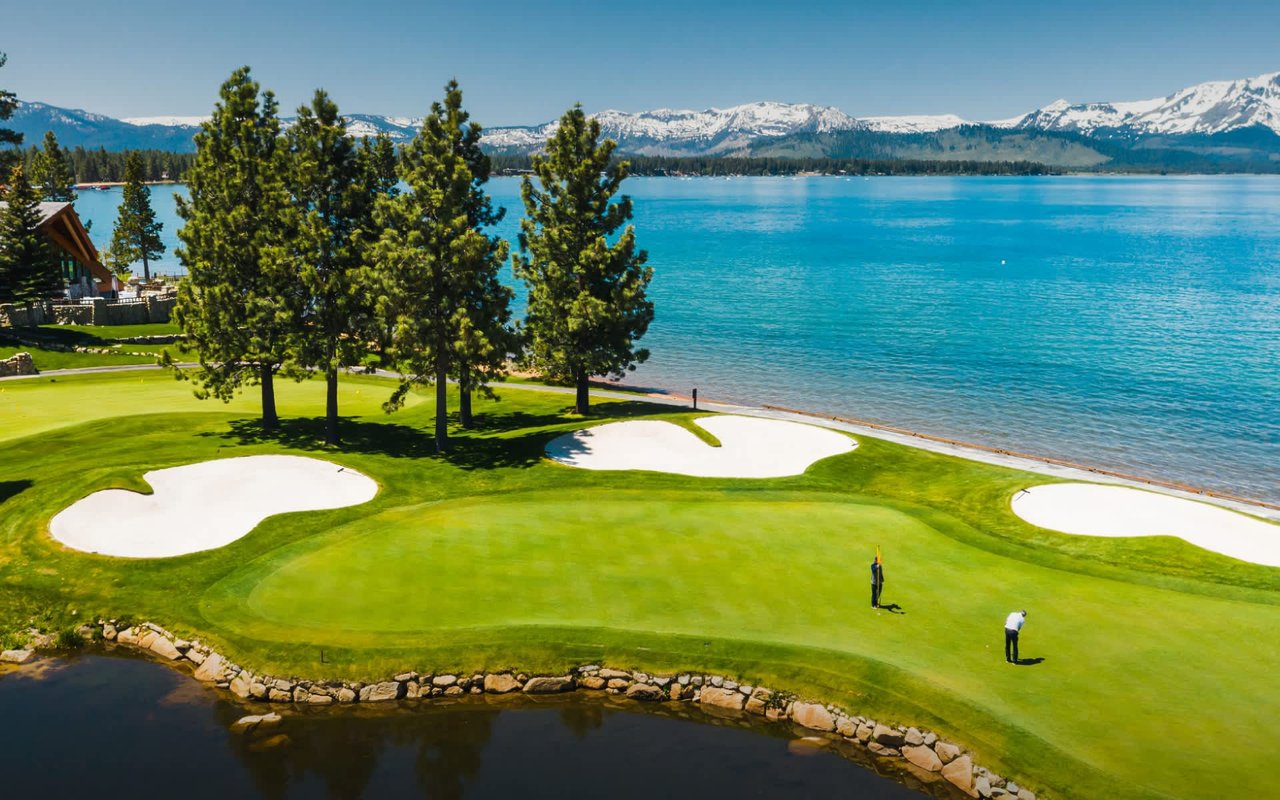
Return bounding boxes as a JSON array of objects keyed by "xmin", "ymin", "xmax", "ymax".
[
  {"xmin": 870, "ymin": 557, "xmax": 885, "ymax": 608},
  {"xmin": 1004, "ymin": 610, "xmax": 1027, "ymax": 663}
]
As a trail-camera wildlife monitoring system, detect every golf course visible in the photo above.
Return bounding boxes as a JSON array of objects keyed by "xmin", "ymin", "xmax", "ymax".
[{"xmin": 2, "ymin": 368, "xmax": 1277, "ymax": 800}]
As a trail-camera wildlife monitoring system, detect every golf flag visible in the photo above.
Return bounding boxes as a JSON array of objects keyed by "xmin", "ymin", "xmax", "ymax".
[{"xmin": 876, "ymin": 545, "xmax": 882, "ymax": 565}]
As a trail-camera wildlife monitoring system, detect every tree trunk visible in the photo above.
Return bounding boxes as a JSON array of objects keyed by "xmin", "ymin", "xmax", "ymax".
[
  {"xmin": 141, "ymin": 253, "xmax": 150, "ymax": 283},
  {"xmin": 434, "ymin": 363, "xmax": 449, "ymax": 453},
  {"xmin": 459, "ymin": 384, "xmax": 473, "ymax": 429},
  {"xmin": 325, "ymin": 366, "xmax": 339, "ymax": 446},
  {"xmin": 575, "ymin": 371, "xmax": 590, "ymax": 415},
  {"xmin": 260, "ymin": 364, "xmax": 278, "ymax": 432}
]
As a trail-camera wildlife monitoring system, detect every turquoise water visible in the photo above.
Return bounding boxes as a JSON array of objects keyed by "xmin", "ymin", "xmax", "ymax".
[{"xmin": 73, "ymin": 176, "xmax": 1280, "ymax": 504}]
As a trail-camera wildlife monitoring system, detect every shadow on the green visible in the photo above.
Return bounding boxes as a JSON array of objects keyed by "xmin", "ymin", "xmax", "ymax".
[{"xmin": 0, "ymin": 479, "xmax": 34, "ymax": 506}]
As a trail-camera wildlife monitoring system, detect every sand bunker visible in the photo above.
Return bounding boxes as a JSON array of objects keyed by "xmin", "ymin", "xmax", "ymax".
[
  {"xmin": 1011, "ymin": 483, "xmax": 1280, "ymax": 567},
  {"xmin": 50, "ymin": 455, "xmax": 378, "ymax": 558},
  {"xmin": 546, "ymin": 415, "xmax": 855, "ymax": 478}
]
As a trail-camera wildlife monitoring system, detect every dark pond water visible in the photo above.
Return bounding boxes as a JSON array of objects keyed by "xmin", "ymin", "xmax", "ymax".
[{"xmin": 0, "ymin": 652, "xmax": 959, "ymax": 799}]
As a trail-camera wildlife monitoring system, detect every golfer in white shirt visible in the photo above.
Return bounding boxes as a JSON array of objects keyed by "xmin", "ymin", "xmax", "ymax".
[{"xmin": 1004, "ymin": 610, "xmax": 1027, "ymax": 664}]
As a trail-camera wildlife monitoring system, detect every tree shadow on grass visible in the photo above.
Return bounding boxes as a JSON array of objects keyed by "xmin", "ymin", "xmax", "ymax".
[
  {"xmin": 203, "ymin": 417, "xmax": 439, "ymax": 459},
  {"xmin": 453, "ymin": 400, "xmax": 677, "ymax": 436},
  {"xmin": 0, "ymin": 479, "xmax": 34, "ymax": 506}
]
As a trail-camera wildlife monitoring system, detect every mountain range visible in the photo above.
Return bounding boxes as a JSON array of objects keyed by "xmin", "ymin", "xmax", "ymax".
[{"xmin": 8, "ymin": 70, "xmax": 1280, "ymax": 171}]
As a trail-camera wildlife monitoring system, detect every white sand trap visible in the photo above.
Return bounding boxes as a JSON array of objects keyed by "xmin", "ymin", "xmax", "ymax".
[
  {"xmin": 50, "ymin": 455, "xmax": 378, "ymax": 558},
  {"xmin": 1011, "ymin": 483, "xmax": 1280, "ymax": 567},
  {"xmin": 546, "ymin": 415, "xmax": 855, "ymax": 478}
]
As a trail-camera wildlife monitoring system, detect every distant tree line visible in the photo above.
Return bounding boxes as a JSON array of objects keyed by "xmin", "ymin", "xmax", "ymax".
[
  {"xmin": 20, "ymin": 145, "xmax": 196, "ymax": 183},
  {"xmin": 491, "ymin": 153, "xmax": 1057, "ymax": 176}
]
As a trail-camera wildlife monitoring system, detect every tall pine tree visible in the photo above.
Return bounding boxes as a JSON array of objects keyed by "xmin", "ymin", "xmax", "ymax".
[
  {"xmin": 173, "ymin": 67, "xmax": 296, "ymax": 432},
  {"xmin": 0, "ymin": 53, "xmax": 21, "ymax": 173},
  {"xmin": 281, "ymin": 90, "xmax": 388, "ymax": 446},
  {"xmin": 373, "ymin": 80, "xmax": 506, "ymax": 452},
  {"xmin": 108, "ymin": 151, "xmax": 165, "ymax": 281},
  {"xmin": 0, "ymin": 165, "xmax": 63, "ymax": 305},
  {"xmin": 514, "ymin": 106, "xmax": 654, "ymax": 414},
  {"xmin": 31, "ymin": 131, "xmax": 77, "ymax": 202}
]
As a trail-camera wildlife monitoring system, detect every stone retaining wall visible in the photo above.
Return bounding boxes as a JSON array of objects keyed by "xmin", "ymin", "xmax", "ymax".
[
  {"xmin": 90, "ymin": 618, "xmax": 1044, "ymax": 800},
  {"xmin": 0, "ymin": 352, "xmax": 37, "ymax": 377},
  {"xmin": 0, "ymin": 295, "xmax": 176, "ymax": 328}
]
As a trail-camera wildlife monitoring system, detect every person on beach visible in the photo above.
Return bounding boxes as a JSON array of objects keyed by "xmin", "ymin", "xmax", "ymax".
[
  {"xmin": 1005, "ymin": 609, "xmax": 1027, "ymax": 663},
  {"xmin": 871, "ymin": 552, "xmax": 885, "ymax": 608}
]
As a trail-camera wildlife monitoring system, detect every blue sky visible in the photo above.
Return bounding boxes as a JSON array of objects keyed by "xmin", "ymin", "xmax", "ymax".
[{"xmin": 4, "ymin": 0, "xmax": 1278, "ymax": 124}]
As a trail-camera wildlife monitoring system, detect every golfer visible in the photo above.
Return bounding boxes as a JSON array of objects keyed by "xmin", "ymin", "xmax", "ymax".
[
  {"xmin": 870, "ymin": 554, "xmax": 885, "ymax": 608},
  {"xmin": 1004, "ymin": 609, "xmax": 1027, "ymax": 663}
]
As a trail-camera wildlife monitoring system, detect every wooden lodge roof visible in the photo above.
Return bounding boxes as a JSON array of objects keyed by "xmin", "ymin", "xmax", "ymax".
[{"xmin": 0, "ymin": 201, "xmax": 120, "ymax": 293}]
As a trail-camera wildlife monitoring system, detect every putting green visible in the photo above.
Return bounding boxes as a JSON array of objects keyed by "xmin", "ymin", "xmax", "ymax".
[{"xmin": 2, "ymin": 370, "xmax": 1277, "ymax": 800}]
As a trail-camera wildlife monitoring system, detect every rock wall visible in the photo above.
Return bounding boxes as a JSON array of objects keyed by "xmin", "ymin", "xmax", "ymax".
[
  {"xmin": 88, "ymin": 618, "xmax": 1044, "ymax": 800},
  {"xmin": 0, "ymin": 352, "xmax": 37, "ymax": 377},
  {"xmin": 1, "ymin": 294, "xmax": 176, "ymax": 328}
]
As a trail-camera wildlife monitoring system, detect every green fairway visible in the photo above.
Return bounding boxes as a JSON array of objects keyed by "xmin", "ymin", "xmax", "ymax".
[{"xmin": 1, "ymin": 370, "xmax": 1276, "ymax": 800}]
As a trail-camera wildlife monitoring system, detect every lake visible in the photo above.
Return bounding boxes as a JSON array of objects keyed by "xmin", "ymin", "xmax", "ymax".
[
  {"xmin": 0, "ymin": 653, "xmax": 954, "ymax": 798},
  {"xmin": 72, "ymin": 175, "xmax": 1280, "ymax": 504}
]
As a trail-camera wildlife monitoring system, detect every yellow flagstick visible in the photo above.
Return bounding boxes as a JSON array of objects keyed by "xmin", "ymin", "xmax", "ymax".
[{"xmin": 876, "ymin": 545, "xmax": 882, "ymax": 565}]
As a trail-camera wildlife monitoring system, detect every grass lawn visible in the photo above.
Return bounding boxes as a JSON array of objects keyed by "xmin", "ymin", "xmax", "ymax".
[
  {"xmin": 0, "ymin": 322, "xmax": 180, "ymax": 370},
  {"xmin": 1, "ymin": 370, "xmax": 1277, "ymax": 799}
]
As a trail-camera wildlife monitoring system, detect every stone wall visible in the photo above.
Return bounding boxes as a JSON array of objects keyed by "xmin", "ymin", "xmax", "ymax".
[
  {"xmin": 1, "ymin": 293, "xmax": 176, "ymax": 328},
  {"xmin": 88, "ymin": 618, "xmax": 1044, "ymax": 800},
  {"xmin": 0, "ymin": 352, "xmax": 37, "ymax": 377}
]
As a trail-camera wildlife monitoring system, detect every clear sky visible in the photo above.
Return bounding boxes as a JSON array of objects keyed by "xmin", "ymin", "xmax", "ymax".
[{"xmin": 4, "ymin": 0, "xmax": 1278, "ymax": 125}]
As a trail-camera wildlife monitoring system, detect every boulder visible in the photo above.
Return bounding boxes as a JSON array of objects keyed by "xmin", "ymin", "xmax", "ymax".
[
  {"xmin": 307, "ymin": 693, "xmax": 334, "ymax": 705},
  {"xmin": 229, "ymin": 672, "xmax": 254, "ymax": 699},
  {"xmin": 0, "ymin": 649, "xmax": 35, "ymax": 664},
  {"xmin": 935, "ymin": 741, "xmax": 961, "ymax": 763},
  {"xmin": 230, "ymin": 712, "xmax": 281, "ymax": 735},
  {"xmin": 336, "ymin": 687, "xmax": 357, "ymax": 703},
  {"xmin": 523, "ymin": 676, "xmax": 574, "ymax": 694},
  {"xmin": 267, "ymin": 688, "xmax": 292, "ymax": 703},
  {"xmin": 148, "ymin": 637, "xmax": 181, "ymax": 660},
  {"xmin": 405, "ymin": 681, "xmax": 421, "ymax": 699},
  {"xmin": 765, "ymin": 702, "xmax": 791, "ymax": 722},
  {"xmin": 606, "ymin": 678, "xmax": 629, "ymax": 689},
  {"xmin": 625, "ymin": 683, "xmax": 664, "ymax": 702},
  {"xmin": 394, "ymin": 672, "xmax": 417, "ymax": 682},
  {"xmin": 973, "ymin": 775, "xmax": 992, "ymax": 798},
  {"xmin": 873, "ymin": 723, "xmax": 905, "ymax": 747},
  {"xmin": 101, "ymin": 624, "xmax": 117, "ymax": 641},
  {"xmin": 116, "ymin": 627, "xmax": 140, "ymax": 645},
  {"xmin": 484, "ymin": 673, "xmax": 521, "ymax": 693},
  {"xmin": 923, "ymin": 731, "xmax": 938, "ymax": 747},
  {"xmin": 791, "ymin": 702, "xmax": 836, "ymax": 732},
  {"xmin": 943, "ymin": 756, "xmax": 975, "ymax": 796},
  {"xmin": 249, "ymin": 682, "xmax": 268, "ymax": 700},
  {"xmin": 1017, "ymin": 790, "xmax": 1036, "ymax": 800},
  {"xmin": 194, "ymin": 652, "xmax": 226, "ymax": 682},
  {"xmin": 360, "ymin": 681, "xmax": 404, "ymax": 702},
  {"xmin": 668, "ymin": 683, "xmax": 684, "ymax": 701},
  {"xmin": 904, "ymin": 727, "xmax": 925, "ymax": 746},
  {"xmin": 432, "ymin": 674, "xmax": 458, "ymax": 687},
  {"xmin": 744, "ymin": 688, "xmax": 770, "ymax": 715},
  {"xmin": 903, "ymin": 744, "xmax": 943, "ymax": 772},
  {"xmin": 836, "ymin": 717, "xmax": 857, "ymax": 737},
  {"xmin": 855, "ymin": 723, "xmax": 874, "ymax": 742},
  {"xmin": 444, "ymin": 686, "xmax": 464, "ymax": 696},
  {"xmin": 581, "ymin": 676, "xmax": 606, "ymax": 690},
  {"xmin": 598, "ymin": 668, "xmax": 631, "ymax": 679},
  {"xmin": 867, "ymin": 742, "xmax": 901, "ymax": 758},
  {"xmin": 698, "ymin": 686, "xmax": 745, "ymax": 712}
]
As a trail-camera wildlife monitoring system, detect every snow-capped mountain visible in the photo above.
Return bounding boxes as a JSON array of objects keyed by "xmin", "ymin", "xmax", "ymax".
[
  {"xmin": 861, "ymin": 114, "xmax": 973, "ymax": 134},
  {"xmin": 1000, "ymin": 71, "xmax": 1280, "ymax": 135},
  {"xmin": 485, "ymin": 101, "xmax": 864, "ymax": 155}
]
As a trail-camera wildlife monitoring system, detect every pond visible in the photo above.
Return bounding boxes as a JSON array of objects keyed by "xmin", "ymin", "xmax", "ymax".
[{"xmin": 0, "ymin": 651, "xmax": 962, "ymax": 798}]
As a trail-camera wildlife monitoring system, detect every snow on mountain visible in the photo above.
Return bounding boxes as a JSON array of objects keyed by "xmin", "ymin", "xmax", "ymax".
[
  {"xmin": 1000, "ymin": 71, "xmax": 1280, "ymax": 135},
  {"xmin": 862, "ymin": 114, "xmax": 973, "ymax": 134},
  {"xmin": 483, "ymin": 101, "xmax": 864, "ymax": 154},
  {"xmin": 122, "ymin": 115, "xmax": 210, "ymax": 127}
]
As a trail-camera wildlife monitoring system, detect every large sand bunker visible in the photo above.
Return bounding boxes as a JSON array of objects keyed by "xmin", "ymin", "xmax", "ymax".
[
  {"xmin": 545, "ymin": 414, "xmax": 855, "ymax": 478},
  {"xmin": 1011, "ymin": 483, "xmax": 1280, "ymax": 567},
  {"xmin": 50, "ymin": 455, "xmax": 378, "ymax": 558}
]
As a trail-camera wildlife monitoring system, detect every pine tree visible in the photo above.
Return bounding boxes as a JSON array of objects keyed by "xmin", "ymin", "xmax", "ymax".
[
  {"xmin": 0, "ymin": 165, "xmax": 63, "ymax": 306},
  {"xmin": 281, "ymin": 90, "xmax": 388, "ymax": 446},
  {"xmin": 31, "ymin": 131, "xmax": 77, "ymax": 201},
  {"xmin": 372, "ymin": 80, "xmax": 506, "ymax": 452},
  {"xmin": 514, "ymin": 106, "xmax": 654, "ymax": 415},
  {"xmin": 173, "ymin": 67, "xmax": 296, "ymax": 432},
  {"xmin": 0, "ymin": 53, "xmax": 21, "ymax": 173},
  {"xmin": 108, "ymin": 151, "xmax": 165, "ymax": 282}
]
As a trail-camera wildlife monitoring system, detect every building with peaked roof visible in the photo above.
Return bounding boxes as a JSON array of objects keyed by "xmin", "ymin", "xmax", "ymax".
[{"xmin": 0, "ymin": 200, "xmax": 121, "ymax": 298}]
